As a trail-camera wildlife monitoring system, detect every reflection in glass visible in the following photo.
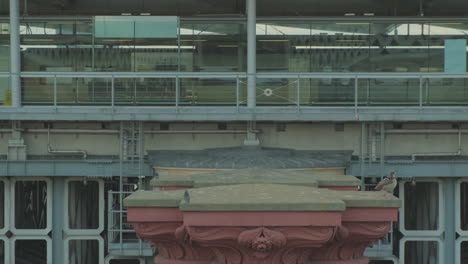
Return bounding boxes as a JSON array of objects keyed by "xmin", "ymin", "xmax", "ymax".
[
  {"xmin": 0, "ymin": 21, "xmax": 9, "ymax": 72},
  {"xmin": 180, "ymin": 22, "xmax": 246, "ymax": 72},
  {"xmin": 0, "ymin": 22, "xmax": 9, "ymax": 106},
  {"xmin": 69, "ymin": 240, "xmax": 99, "ymax": 264},
  {"xmin": 462, "ymin": 241, "xmax": 468, "ymax": 264},
  {"xmin": 256, "ymin": 21, "xmax": 468, "ymax": 74},
  {"xmin": 0, "ymin": 240, "xmax": 3, "ymax": 264},
  {"xmin": 426, "ymin": 78, "xmax": 468, "ymax": 105},
  {"xmin": 114, "ymin": 78, "xmax": 176, "ymax": 106},
  {"xmin": 21, "ymin": 20, "xmax": 93, "ymax": 72},
  {"xmin": 68, "ymin": 181, "xmax": 99, "ymax": 230},
  {"xmin": 15, "ymin": 240, "xmax": 47, "ymax": 264},
  {"xmin": 405, "ymin": 241, "xmax": 438, "ymax": 264},
  {"xmin": 180, "ymin": 78, "xmax": 238, "ymax": 105},
  {"xmin": 404, "ymin": 182, "xmax": 439, "ymax": 230},
  {"xmin": 461, "ymin": 183, "xmax": 468, "ymax": 231},
  {"xmin": 15, "ymin": 181, "xmax": 48, "ymax": 229},
  {"xmin": 0, "ymin": 182, "xmax": 3, "ymax": 229}
]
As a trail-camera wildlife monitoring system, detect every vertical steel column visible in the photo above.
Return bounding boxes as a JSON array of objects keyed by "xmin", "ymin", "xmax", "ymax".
[
  {"xmin": 360, "ymin": 122, "xmax": 365, "ymax": 191},
  {"xmin": 380, "ymin": 122, "xmax": 385, "ymax": 178},
  {"xmin": 444, "ymin": 179, "xmax": 455, "ymax": 264},
  {"xmin": 247, "ymin": 0, "xmax": 256, "ymax": 109},
  {"xmin": 9, "ymin": 0, "xmax": 21, "ymax": 107},
  {"xmin": 52, "ymin": 178, "xmax": 65, "ymax": 263}
]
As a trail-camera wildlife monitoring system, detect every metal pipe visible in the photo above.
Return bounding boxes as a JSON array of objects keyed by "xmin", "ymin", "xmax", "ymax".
[
  {"xmin": 385, "ymin": 129, "xmax": 467, "ymax": 134},
  {"xmin": 247, "ymin": 0, "xmax": 256, "ymax": 108},
  {"xmin": 411, "ymin": 127, "xmax": 462, "ymax": 161},
  {"xmin": 0, "ymin": 129, "xmax": 255, "ymax": 134},
  {"xmin": 9, "ymin": 0, "xmax": 21, "ymax": 107},
  {"xmin": 47, "ymin": 128, "xmax": 88, "ymax": 159}
]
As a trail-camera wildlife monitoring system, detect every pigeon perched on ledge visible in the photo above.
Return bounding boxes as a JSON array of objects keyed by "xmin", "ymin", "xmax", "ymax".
[
  {"xmin": 375, "ymin": 171, "xmax": 398, "ymax": 194},
  {"xmin": 184, "ymin": 190, "xmax": 190, "ymax": 203}
]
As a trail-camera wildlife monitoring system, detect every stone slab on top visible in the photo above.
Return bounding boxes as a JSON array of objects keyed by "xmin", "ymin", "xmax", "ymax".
[
  {"xmin": 123, "ymin": 190, "xmax": 184, "ymax": 208},
  {"xmin": 178, "ymin": 184, "xmax": 346, "ymax": 212},
  {"xmin": 151, "ymin": 168, "xmax": 360, "ymax": 188}
]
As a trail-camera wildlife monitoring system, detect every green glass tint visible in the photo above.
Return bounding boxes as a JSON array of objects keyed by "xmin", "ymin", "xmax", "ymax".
[
  {"xmin": 179, "ymin": 78, "xmax": 239, "ymax": 105},
  {"xmin": 256, "ymin": 22, "xmax": 468, "ymax": 73},
  {"xmin": 114, "ymin": 78, "xmax": 176, "ymax": 106},
  {"xmin": 0, "ymin": 22, "xmax": 8, "ymax": 72},
  {"xmin": 179, "ymin": 22, "xmax": 246, "ymax": 72}
]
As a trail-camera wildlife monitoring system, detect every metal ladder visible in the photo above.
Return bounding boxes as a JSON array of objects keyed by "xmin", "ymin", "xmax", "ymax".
[{"xmin": 108, "ymin": 121, "xmax": 146, "ymax": 255}]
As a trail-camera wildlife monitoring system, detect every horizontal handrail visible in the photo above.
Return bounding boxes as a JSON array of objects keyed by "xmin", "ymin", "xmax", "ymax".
[{"xmin": 2, "ymin": 71, "xmax": 468, "ymax": 79}]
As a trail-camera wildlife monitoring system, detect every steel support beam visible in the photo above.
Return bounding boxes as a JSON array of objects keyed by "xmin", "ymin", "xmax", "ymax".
[
  {"xmin": 247, "ymin": 0, "xmax": 256, "ymax": 109},
  {"xmin": 0, "ymin": 160, "xmax": 153, "ymax": 177},
  {"xmin": 5, "ymin": 106, "xmax": 468, "ymax": 121},
  {"xmin": 9, "ymin": 0, "xmax": 21, "ymax": 107},
  {"xmin": 444, "ymin": 179, "xmax": 456, "ymax": 264},
  {"xmin": 349, "ymin": 160, "xmax": 468, "ymax": 178},
  {"xmin": 52, "ymin": 178, "xmax": 64, "ymax": 264}
]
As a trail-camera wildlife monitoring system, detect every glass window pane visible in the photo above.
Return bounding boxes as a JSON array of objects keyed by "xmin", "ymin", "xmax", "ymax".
[
  {"xmin": 114, "ymin": 78, "xmax": 176, "ymax": 106},
  {"xmin": 462, "ymin": 241, "xmax": 468, "ymax": 264},
  {"xmin": 0, "ymin": 240, "xmax": 4, "ymax": 264},
  {"xmin": 15, "ymin": 181, "xmax": 48, "ymax": 229},
  {"xmin": 180, "ymin": 78, "xmax": 237, "ymax": 106},
  {"xmin": 0, "ymin": 21, "xmax": 9, "ymax": 72},
  {"xmin": 68, "ymin": 181, "xmax": 100, "ymax": 230},
  {"xmin": 180, "ymin": 22, "xmax": 246, "ymax": 72},
  {"xmin": 405, "ymin": 241, "xmax": 439, "ymax": 264},
  {"xmin": 461, "ymin": 182, "xmax": 468, "ymax": 231},
  {"xmin": 404, "ymin": 182, "xmax": 439, "ymax": 230},
  {"xmin": 15, "ymin": 240, "xmax": 47, "ymax": 264},
  {"xmin": 369, "ymin": 23, "xmax": 429, "ymax": 72},
  {"xmin": 0, "ymin": 182, "xmax": 3, "ymax": 230},
  {"xmin": 69, "ymin": 240, "xmax": 99, "ymax": 263},
  {"xmin": 21, "ymin": 20, "xmax": 93, "ymax": 72}
]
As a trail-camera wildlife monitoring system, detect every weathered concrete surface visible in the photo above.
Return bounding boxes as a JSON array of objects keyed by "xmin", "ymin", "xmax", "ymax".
[
  {"xmin": 150, "ymin": 168, "xmax": 360, "ymax": 189},
  {"xmin": 178, "ymin": 184, "xmax": 346, "ymax": 211}
]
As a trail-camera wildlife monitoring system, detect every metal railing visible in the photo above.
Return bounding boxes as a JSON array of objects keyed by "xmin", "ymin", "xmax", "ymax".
[{"xmin": 3, "ymin": 72, "xmax": 468, "ymax": 108}]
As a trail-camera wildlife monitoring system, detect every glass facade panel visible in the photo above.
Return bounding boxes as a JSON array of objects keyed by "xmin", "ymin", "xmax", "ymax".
[
  {"xmin": 0, "ymin": 21, "xmax": 9, "ymax": 72},
  {"xmin": 404, "ymin": 182, "xmax": 439, "ymax": 231},
  {"xmin": 0, "ymin": 240, "xmax": 3, "ymax": 264},
  {"xmin": 114, "ymin": 78, "xmax": 176, "ymax": 106},
  {"xmin": 68, "ymin": 240, "xmax": 99, "ymax": 263},
  {"xmin": 0, "ymin": 20, "xmax": 9, "ymax": 106},
  {"xmin": 21, "ymin": 20, "xmax": 94, "ymax": 72},
  {"xmin": 22, "ymin": 77, "xmax": 54, "ymax": 105},
  {"xmin": 461, "ymin": 182, "xmax": 468, "ymax": 231},
  {"xmin": 56, "ymin": 78, "xmax": 112, "ymax": 106},
  {"xmin": 180, "ymin": 22, "xmax": 246, "ymax": 72},
  {"xmin": 404, "ymin": 241, "xmax": 439, "ymax": 264},
  {"xmin": 14, "ymin": 181, "xmax": 48, "ymax": 229},
  {"xmin": 0, "ymin": 182, "xmax": 3, "ymax": 230},
  {"xmin": 68, "ymin": 181, "xmax": 99, "ymax": 229},
  {"xmin": 15, "ymin": 239, "xmax": 47, "ymax": 264},
  {"xmin": 369, "ymin": 23, "xmax": 429, "ymax": 72},
  {"xmin": 180, "ymin": 78, "xmax": 238, "ymax": 105},
  {"xmin": 426, "ymin": 78, "xmax": 468, "ymax": 105},
  {"xmin": 462, "ymin": 241, "xmax": 468, "ymax": 264},
  {"xmin": 257, "ymin": 21, "xmax": 468, "ymax": 74},
  {"xmin": 358, "ymin": 78, "xmax": 420, "ymax": 105}
]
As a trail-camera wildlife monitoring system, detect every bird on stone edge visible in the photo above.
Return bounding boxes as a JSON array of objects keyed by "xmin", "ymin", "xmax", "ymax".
[
  {"xmin": 184, "ymin": 190, "xmax": 190, "ymax": 203},
  {"xmin": 374, "ymin": 171, "xmax": 397, "ymax": 198}
]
